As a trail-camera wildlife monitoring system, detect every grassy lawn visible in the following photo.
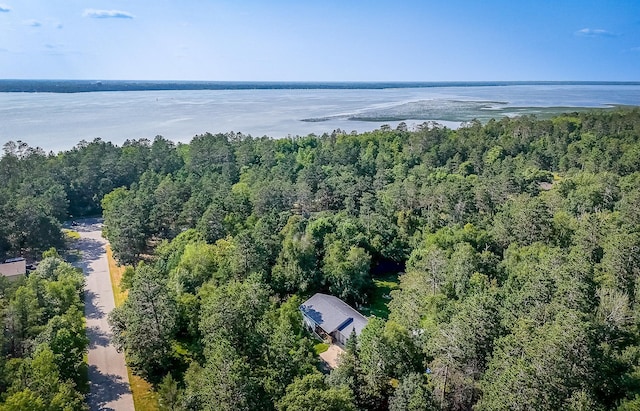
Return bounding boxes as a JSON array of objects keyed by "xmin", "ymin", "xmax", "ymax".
[
  {"xmin": 63, "ymin": 229, "xmax": 82, "ymax": 263},
  {"xmin": 128, "ymin": 369, "xmax": 159, "ymax": 411},
  {"xmin": 79, "ymin": 346, "xmax": 90, "ymax": 395},
  {"xmin": 63, "ymin": 228, "xmax": 81, "ymax": 241},
  {"xmin": 314, "ymin": 343, "xmax": 329, "ymax": 355},
  {"xmin": 106, "ymin": 245, "xmax": 159, "ymax": 411},
  {"xmin": 106, "ymin": 245, "xmax": 128, "ymax": 306},
  {"xmin": 361, "ymin": 273, "xmax": 400, "ymax": 319}
]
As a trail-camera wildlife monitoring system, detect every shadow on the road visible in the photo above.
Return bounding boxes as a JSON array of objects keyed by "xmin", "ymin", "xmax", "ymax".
[
  {"xmin": 84, "ymin": 290, "xmax": 105, "ymax": 320},
  {"xmin": 75, "ymin": 237, "xmax": 107, "ymax": 265},
  {"xmin": 67, "ymin": 217, "xmax": 104, "ymax": 233},
  {"xmin": 87, "ymin": 365, "xmax": 132, "ymax": 411},
  {"xmin": 86, "ymin": 325, "xmax": 111, "ymax": 349}
]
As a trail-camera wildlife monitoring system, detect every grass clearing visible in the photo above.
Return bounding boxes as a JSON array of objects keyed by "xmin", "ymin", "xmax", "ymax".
[
  {"xmin": 128, "ymin": 370, "xmax": 159, "ymax": 411},
  {"xmin": 106, "ymin": 245, "xmax": 128, "ymax": 307},
  {"xmin": 63, "ymin": 230, "xmax": 82, "ymax": 263},
  {"xmin": 314, "ymin": 343, "xmax": 329, "ymax": 355},
  {"xmin": 79, "ymin": 338, "xmax": 89, "ymax": 395},
  {"xmin": 361, "ymin": 273, "xmax": 400, "ymax": 319},
  {"xmin": 106, "ymin": 245, "xmax": 159, "ymax": 411},
  {"xmin": 63, "ymin": 228, "xmax": 81, "ymax": 241}
]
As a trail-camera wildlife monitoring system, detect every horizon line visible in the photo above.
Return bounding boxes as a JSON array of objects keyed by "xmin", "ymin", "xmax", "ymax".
[
  {"xmin": 2, "ymin": 79, "xmax": 639, "ymax": 94},
  {"xmin": 2, "ymin": 79, "xmax": 640, "ymax": 83}
]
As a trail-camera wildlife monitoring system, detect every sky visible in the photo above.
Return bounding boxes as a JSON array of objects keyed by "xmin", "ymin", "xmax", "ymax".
[{"xmin": 0, "ymin": 0, "xmax": 639, "ymax": 81}]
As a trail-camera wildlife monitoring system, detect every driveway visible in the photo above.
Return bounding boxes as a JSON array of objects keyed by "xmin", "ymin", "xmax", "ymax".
[
  {"xmin": 319, "ymin": 344, "xmax": 345, "ymax": 369},
  {"xmin": 73, "ymin": 218, "xmax": 134, "ymax": 411}
]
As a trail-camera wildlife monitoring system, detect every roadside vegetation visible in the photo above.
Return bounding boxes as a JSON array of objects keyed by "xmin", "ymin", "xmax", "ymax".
[
  {"xmin": 106, "ymin": 245, "xmax": 159, "ymax": 411},
  {"xmin": 63, "ymin": 229, "xmax": 81, "ymax": 242},
  {"xmin": 2, "ymin": 108, "xmax": 640, "ymax": 409},
  {"xmin": 0, "ymin": 250, "xmax": 88, "ymax": 409}
]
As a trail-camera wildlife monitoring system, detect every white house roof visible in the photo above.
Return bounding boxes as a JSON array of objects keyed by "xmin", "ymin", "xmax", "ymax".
[
  {"xmin": 300, "ymin": 293, "xmax": 368, "ymax": 337},
  {"xmin": 0, "ymin": 259, "xmax": 26, "ymax": 278}
]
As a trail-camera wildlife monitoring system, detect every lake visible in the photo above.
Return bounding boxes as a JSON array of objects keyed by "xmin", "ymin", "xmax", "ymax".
[{"xmin": 1, "ymin": 82, "xmax": 639, "ymax": 153}]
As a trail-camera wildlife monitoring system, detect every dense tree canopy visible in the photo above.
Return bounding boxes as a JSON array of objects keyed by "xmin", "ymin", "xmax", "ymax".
[
  {"xmin": 0, "ymin": 254, "xmax": 87, "ymax": 409},
  {"xmin": 3, "ymin": 108, "xmax": 640, "ymax": 409}
]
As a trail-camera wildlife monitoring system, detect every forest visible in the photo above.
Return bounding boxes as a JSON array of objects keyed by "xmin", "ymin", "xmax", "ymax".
[
  {"xmin": 1, "ymin": 108, "xmax": 640, "ymax": 410},
  {"xmin": 0, "ymin": 250, "xmax": 88, "ymax": 410}
]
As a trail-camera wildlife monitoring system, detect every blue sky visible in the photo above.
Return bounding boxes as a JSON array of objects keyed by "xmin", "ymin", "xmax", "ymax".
[{"xmin": 0, "ymin": 0, "xmax": 638, "ymax": 81}]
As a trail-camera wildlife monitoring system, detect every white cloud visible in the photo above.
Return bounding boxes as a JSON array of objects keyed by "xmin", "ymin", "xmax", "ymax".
[
  {"xmin": 24, "ymin": 19, "xmax": 42, "ymax": 27},
  {"xmin": 575, "ymin": 28, "xmax": 616, "ymax": 37},
  {"xmin": 0, "ymin": 4, "xmax": 10, "ymax": 12},
  {"xmin": 83, "ymin": 9, "xmax": 134, "ymax": 19}
]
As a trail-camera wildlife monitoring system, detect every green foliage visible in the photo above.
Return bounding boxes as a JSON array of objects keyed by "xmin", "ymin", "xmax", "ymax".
[
  {"xmin": 322, "ymin": 240, "xmax": 372, "ymax": 304},
  {"xmin": 109, "ymin": 265, "xmax": 178, "ymax": 384},
  {"xmin": 36, "ymin": 308, "xmax": 88, "ymax": 387},
  {"xmin": 155, "ymin": 228, "xmax": 205, "ymax": 274},
  {"xmin": 0, "ymin": 389, "xmax": 46, "ymax": 411},
  {"xmin": 271, "ymin": 216, "xmax": 319, "ymax": 295},
  {"xmin": 389, "ymin": 372, "xmax": 434, "ymax": 411},
  {"xmin": 41, "ymin": 247, "xmax": 60, "ymax": 260},
  {"xmin": 256, "ymin": 296, "xmax": 318, "ymax": 403},
  {"xmin": 277, "ymin": 373, "xmax": 356, "ymax": 411},
  {"xmin": 0, "ymin": 257, "xmax": 87, "ymax": 410},
  {"xmin": 198, "ymin": 276, "xmax": 271, "ymax": 358},
  {"xmin": 314, "ymin": 342, "xmax": 329, "ymax": 354},
  {"xmin": 7, "ymin": 109, "xmax": 640, "ymax": 409},
  {"xmin": 101, "ymin": 187, "xmax": 148, "ymax": 265},
  {"xmin": 477, "ymin": 313, "xmax": 595, "ymax": 410},
  {"xmin": 491, "ymin": 194, "xmax": 555, "ymax": 249},
  {"xmin": 172, "ymin": 242, "xmax": 218, "ymax": 293},
  {"xmin": 360, "ymin": 274, "xmax": 399, "ymax": 318},
  {"xmin": 157, "ymin": 374, "xmax": 181, "ymax": 411},
  {"xmin": 327, "ymin": 332, "xmax": 365, "ymax": 408}
]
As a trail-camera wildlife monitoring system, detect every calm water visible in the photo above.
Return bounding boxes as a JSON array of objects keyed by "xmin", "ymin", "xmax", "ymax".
[{"xmin": 1, "ymin": 83, "xmax": 639, "ymax": 153}]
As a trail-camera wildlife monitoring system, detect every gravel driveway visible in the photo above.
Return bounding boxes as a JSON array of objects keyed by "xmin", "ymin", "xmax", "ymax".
[{"xmin": 319, "ymin": 344, "xmax": 345, "ymax": 369}]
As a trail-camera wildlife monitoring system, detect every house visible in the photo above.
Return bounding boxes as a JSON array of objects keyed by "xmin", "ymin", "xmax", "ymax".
[
  {"xmin": 0, "ymin": 257, "xmax": 27, "ymax": 280},
  {"xmin": 299, "ymin": 293, "xmax": 368, "ymax": 347}
]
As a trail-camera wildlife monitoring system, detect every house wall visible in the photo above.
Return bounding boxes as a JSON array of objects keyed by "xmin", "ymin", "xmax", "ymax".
[
  {"xmin": 332, "ymin": 331, "xmax": 346, "ymax": 347},
  {"xmin": 301, "ymin": 314, "xmax": 329, "ymax": 342}
]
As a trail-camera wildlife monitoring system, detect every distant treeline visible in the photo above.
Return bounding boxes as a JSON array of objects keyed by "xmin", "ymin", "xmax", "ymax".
[
  {"xmin": 2, "ymin": 109, "xmax": 640, "ymax": 409},
  {"xmin": 1, "ymin": 80, "xmax": 638, "ymax": 93}
]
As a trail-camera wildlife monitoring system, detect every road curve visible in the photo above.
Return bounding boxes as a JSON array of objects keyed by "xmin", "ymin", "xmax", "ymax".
[{"xmin": 73, "ymin": 218, "xmax": 135, "ymax": 411}]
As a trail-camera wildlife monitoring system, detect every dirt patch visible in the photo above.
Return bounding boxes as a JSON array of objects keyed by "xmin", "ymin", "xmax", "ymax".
[{"xmin": 319, "ymin": 344, "xmax": 345, "ymax": 369}]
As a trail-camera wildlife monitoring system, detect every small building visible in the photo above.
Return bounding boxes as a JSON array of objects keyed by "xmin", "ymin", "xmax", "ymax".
[
  {"xmin": 299, "ymin": 293, "xmax": 368, "ymax": 347},
  {"xmin": 0, "ymin": 258, "xmax": 26, "ymax": 280}
]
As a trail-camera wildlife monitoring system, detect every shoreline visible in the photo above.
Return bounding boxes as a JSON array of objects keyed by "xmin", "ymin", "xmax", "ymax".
[
  {"xmin": 2, "ymin": 80, "xmax": 640, "ymax": 94},
  {"xmin": 1, "ymin": 84, "xmax": 638, "ymax": 154}
]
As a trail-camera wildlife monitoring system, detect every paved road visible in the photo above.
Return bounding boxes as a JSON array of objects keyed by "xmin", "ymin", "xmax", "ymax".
[{"xmin": 74, "ymin": 218, "xmax": 135, "ymax": 411}]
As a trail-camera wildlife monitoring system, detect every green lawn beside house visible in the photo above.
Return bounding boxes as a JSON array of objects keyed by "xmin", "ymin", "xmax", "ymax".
[{"xmin": 361, "ymin": 273, "xmax": 400, "ymax": 319}]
